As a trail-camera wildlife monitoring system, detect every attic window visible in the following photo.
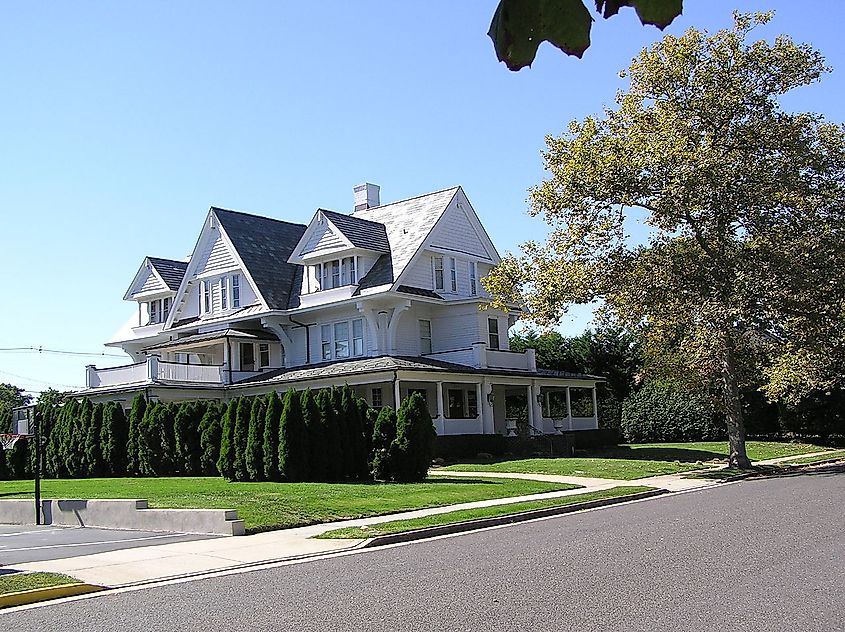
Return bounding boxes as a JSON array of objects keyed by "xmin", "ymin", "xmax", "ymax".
[{"xmin": 308, "ymin": 256, "xmax": 358, "ymax": 293}]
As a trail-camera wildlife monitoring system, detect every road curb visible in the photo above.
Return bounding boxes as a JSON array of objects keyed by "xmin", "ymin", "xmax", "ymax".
[
  {"xmin": 360, "ymin": 488, "xmax": 669, "ymax": 548},
  {"xmin": 0, "ymin": 582, "xmax": 104, "ymax": 610}
]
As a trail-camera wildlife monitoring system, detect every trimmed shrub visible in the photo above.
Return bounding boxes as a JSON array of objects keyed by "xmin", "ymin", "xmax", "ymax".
[
  {"xmin": 246, "ymin": 396, "xmax": 267, "ymax": 481},
  {"xmin": 317, "ymin": 389, "xmax": 344, "ymax": 481},
  {"xmin": 100, "ymin": 402, "xmax": 128, "ymax": 476},
  {"xmin": 84, "ymin": 402, "xmax": 105, "ymax": 477},
  {"xmin": 217, "ymin": 399, "xmax": 238, "ymax": 480},
  {"xmin": 233, "ymin": 397, "xmax": 251, "ymax": 481},
  {"xmin": 126, "ymin": 393, "xmax": 147, "ymax": 476},
  {"xmin": 279, "ymin": 389, "xmax": 310, "ymax": 482},
  {"xmin": 198, "ymin": 402, "xmax": 223, "ymax": 476},
  {"xmin": 370, "ymin": 406, "xmax": 397, "ymax": 480},
  {"xmin": 67, "ymin": 399, "xmax": 92, "ymax": 477},
  {"xmin": 301, "ymin": 389, "xmax": 326, "ymax": 482},
  {"xmin": 262, "ymin": 391, "xmax": 282, "ymax": 481},
  {"xmin": 621, "ymin": 380, "xmax": 725, "ymax": 443},
  {"xmin": 389, "ymin": 393, "xmax": 436, "ymax": 482},
  {"xmin": 340, "ymin": 386, "xmax": 368, "ymax": 480}
]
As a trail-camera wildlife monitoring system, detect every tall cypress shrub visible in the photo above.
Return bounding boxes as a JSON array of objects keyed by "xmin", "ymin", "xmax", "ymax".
[
  {"xmin": 174, "ymin": 401, "xmax": 203, "ymax": 475},
  {"xmin": 137, "ymin": 401, "xmax": 159, "ymax": 476},
  {"xmin": 101, "ymin": 402, "xmax": 128, "ymax": 476},
  {"xmin": 246, "ymin": 396, "xmax": 267, "ymax": 481},
  {"xmin": 232, "ymin": 397, "xmax": 251, "ymax": 481},
  {"xmin": 157, "ymin": 403, "xmax": 177, "ymax": 476},
  {"xmin": 278, "ymin": 388, "xmax": 309, "ymax": 482},
  {"xmin": 198, "ymin": 402, "xmax": 223, "ymax": 476},
  {"xmin": 301, "ymin": 389, "xmax": 326, "ymax": 482},
  {"xmin": 389, "ymin": 393, "xmax": 436, "ymax": 482},
  {"xmin": 217, "ymin": 399, "xmax": 238, "ymax": 480},
  {"xmin": 126, "ymin": 393, "xmax": 147, "ymax": 476},
  {"xmin": 370, "ymin": 405, "xmax": 397, "ymax": 480},
  {"xmin": 84, "ymin": 402, "xmax": 105, "ymax": 477},
  {"xmin": 262, "ymin": 391, "xmax": 282, "ymax": 480},
  {"xmin": 340, "ymin": 386, "xmax": 367, "ymax": 480},
  {"xmin": 67, "ymin": 399, "xmax": 92, "ymax": 477},
  {"xmin": 317, "ymin": 389, "xmax": 343, "ymax": 481}
]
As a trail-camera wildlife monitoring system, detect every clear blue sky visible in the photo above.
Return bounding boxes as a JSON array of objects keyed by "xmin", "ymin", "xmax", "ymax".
[{"xmin": 2, "ymin": 1, "xmax": 844, "ymax": 397}]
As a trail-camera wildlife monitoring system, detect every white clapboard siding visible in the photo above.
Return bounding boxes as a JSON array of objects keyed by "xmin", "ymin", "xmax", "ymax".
[
  {"xmin": 194, "ymin": 233, "xmax": 236, "ymax": 275},
  {"xmin": 301, "ymin": 223, "xmax": 344, "ymax": 255},
  {"xmin": 139, "ymin": 269, "xmax": 166, "ymax": 294},
  {"xmin": 429, "ymin": 205, "xmax": 488, "ymax": 258}
]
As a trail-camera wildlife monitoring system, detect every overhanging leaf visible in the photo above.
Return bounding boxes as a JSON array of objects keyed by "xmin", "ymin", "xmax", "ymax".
[
  {"xmin": 596, "ymin": 0, "xmax": 682, "ymax": 29},
  {"xmin": 488, "ymin": 0, "xmax": 593, "ymax": 71}
]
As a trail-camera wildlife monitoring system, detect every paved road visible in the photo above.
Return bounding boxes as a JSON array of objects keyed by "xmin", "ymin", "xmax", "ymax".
[
  {"xmin": 0, "ymin": 526, "xmax": 217, "ymax": 565},
  {"xmin": 4, "ymin": 465, "xmax": 844, "ymax": 631}
]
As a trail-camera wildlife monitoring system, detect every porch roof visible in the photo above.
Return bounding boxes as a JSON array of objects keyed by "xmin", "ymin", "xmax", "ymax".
[
  {"xmin": 233, "ymin": 355, "xmax": 603, "ymax": 387},
  {"xmin": 144, "ymin": 328, "xmax": 277, "ymax": 352}
]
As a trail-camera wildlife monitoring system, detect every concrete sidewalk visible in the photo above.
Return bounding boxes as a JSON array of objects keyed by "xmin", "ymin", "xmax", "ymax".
[{"xmin": 9, "ymin": 450, "xmax": 838, "ymax": 590}]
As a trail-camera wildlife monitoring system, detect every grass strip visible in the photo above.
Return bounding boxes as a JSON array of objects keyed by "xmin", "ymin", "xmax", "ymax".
[
  {"xmin": 779, "ymin": 450, "xmax": 845, "ymax": 466},
  {"xmin": 1, "ymin": 477, "xmax": 580, "ymax": 533},
  {"xmin": 0, "ymin": 572, "xmax": 78, "ymax": 596},
  {"xmin": 316, "ymin": 486, "xmax": 654, "ymax": 539}
]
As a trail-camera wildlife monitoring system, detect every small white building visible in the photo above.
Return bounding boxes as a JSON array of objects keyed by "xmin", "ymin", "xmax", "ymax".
[{"xmin": 82, "ymin": 185, "xmax": 602, "ymax": 438}]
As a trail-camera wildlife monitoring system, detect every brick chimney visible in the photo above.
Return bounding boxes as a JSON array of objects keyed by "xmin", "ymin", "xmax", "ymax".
[{"xmin": 353, "ymin": 183, "xmax": 380, "ymax": 211}]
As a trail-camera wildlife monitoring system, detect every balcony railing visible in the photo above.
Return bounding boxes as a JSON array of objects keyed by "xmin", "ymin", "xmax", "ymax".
[
  {"xmin": 86, "ymin": 356, "xmax": 224, "ymax": 389},
  {"xmin": 424, "ymin": 343, "xmax": 537, "ymax": 372}
]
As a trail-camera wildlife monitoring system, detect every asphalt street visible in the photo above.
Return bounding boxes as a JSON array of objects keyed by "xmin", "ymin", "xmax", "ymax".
[
  {"xmin": 0, "ymin": 525, "xmax": 217, "ymax": 565},
  {"xmin": 4, "ymin": 465, "xmax": 844, "ymax": 631}
]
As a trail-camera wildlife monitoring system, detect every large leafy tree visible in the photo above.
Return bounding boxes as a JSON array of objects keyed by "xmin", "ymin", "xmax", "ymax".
[
  {"xmin": 0, "ymin": 383, "xmax": 31, "ymax": 430},
  {"xmin": 485, "ymin": 13, "xmax": 845, "ymax": 467}
]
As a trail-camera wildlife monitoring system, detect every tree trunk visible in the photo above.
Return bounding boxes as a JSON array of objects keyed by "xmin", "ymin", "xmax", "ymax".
[{"xmin": 718, "ymin": 336, "xmax": 752, "ymax": 469}]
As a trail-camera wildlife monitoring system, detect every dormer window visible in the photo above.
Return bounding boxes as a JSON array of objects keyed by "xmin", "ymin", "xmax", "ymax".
[
  {"xmin": 200, "ymin": 274, "xmax": 242, "ymax": 317},
  {"xmin": 307, "ymin": 256, "xmax": 359, "ymax": 293},
  {"xmin": 144, "ymin": 297, "xmax": 171, "ymax": 325}
]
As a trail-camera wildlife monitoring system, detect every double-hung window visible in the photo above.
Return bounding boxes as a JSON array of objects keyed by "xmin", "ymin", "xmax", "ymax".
[
  {"xmin": 202, "ymin": 280, "xmax": 211, "ymax": 314},
  {"xmin": 433, "ymin": 256, "xmax": 444, "ymax": 291},
  {"xmin": 469, "ymin": 262, "xmax": 477, "ymax": 296},
  {"xmin": 334, "ymin": 321, "xmax": 350, "ymax": 358},
  {"xmin": 488, "ymin": 317, "xmax": 500, "ymax": 350},
  {"xmin": 419, "ymin": 320, "xmax": 432, "ymax": 355},
  {"xmin": 149, "ymin": 300, "xmax": 159, "ymax": 324},
  {"xmin": 259, "ymin": 343, "xmax": 270, "ymax": 368},
  {"xmin": 220, "ymin": 277, "xmax": 228, "ymax": 310},
  {"xmin": 341, "ymin": 257, "xmax": 357, "ymax": 285},
  {"xmin": 321, "ymin": 325, "xmax": 332, "ymax": 360},
  {"xmin": 162, "ymin": 297, "xmax": 171, "ymax": 321},
  {"xmin": 320, "ymin": 318, "xmax": 365, "ymax": 361},
  {"xmin": 449, "ymin": 257, "xmax": 457, "ymax": 292},
  {"xmin": 232, "ymin": 274, "xmax": 240, "ymax": 308},
  {"xmin": 352, "ymin": 318, "xmax": 364, "ymax": 356}
]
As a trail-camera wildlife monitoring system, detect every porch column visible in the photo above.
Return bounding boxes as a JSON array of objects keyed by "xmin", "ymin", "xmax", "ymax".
[
  {"xmin": 566, "ymin": 386, "xmax": 573, "ymax": 431},
  {"xmin": 436, "ymin": 381, "xmax": 444, "ymax": 421},
  {"xmin": 223, "ymin": 342, "xmax": 231, "ymax": 385},
  {"xmin": 591, "ymin": 386, "xmax": 599, "ymax": 426},
  {"xmin": 393, "ymin": 378, "xmax": 401, "ymax": 410},
  {"xmin": 530, "ymin": 381, "xmax": 543, "ymax": 436},
  {"xmin": 481, "ymin": 380, "xmax": 495, "ymax": 435},
  {"xmin": 475, "ymin": 382, "xmax": 483, "ymax": 433},
  {"xmin": 526, "ymin": 384, "xmax": 535, "ymax": 435},
  {"xmin": 147, "ymin": 354, "xmax": 160, "ymax": 381}
]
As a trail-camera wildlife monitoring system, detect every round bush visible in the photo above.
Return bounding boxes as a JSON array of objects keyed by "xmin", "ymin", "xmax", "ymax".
[{"xmin": 621, "ymin": 380, "xmax": 725, "ymax": 443}]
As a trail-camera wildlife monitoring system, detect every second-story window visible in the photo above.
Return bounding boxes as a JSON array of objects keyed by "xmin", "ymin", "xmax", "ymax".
[
  {"xmin": 419, "ymin": 319, "xmax": 432, "ymax": 355},
  {"xmin": 321, "ymin": 325, "xmax": 332, "ymax": 360},
  {"xmin": 320, "ymin": 318, "xmax": 366, "ymax": 361},
  {"xmin": 488, "ymin": 317, "xmax": 500, "ymax": 350},
  {"xmin": 469, "ymin": 262, "xmax": 477, "ymax": 296},
  {"xmin": 433, "ymin": 256, "xmax": 444, "ymax": 290}
]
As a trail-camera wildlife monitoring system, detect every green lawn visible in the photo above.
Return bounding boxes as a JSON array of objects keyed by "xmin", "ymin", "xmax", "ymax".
[
  {"xmin": 440, "ymin": 441, "xmax": 832, "ymax": 480},
  {"xmin": 776, "ymin": 449, "xmax": 845, "ymax": 466},
  {"xmin": 317, "ymin": 486, "xmax": 653, "ymax": 539},
  {"xmin": 1, "ymin": 477, "xmax": 579, "ymax": 533},
  {"xmin": 0, "ymin": 573, "xmax": 77, "ymax": 596}
]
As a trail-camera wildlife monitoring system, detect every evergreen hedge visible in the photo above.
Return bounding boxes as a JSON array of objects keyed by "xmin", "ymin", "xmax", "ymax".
[{"xmin": 621, "ymin": 380, "xmax": 725, "ymax": 443}]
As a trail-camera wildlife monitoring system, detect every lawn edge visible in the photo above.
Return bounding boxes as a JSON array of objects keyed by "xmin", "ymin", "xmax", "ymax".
[
  {"xmin": 0, "ymin": 582, "xmax": 104, "ymax": 609},
  {"xmin": 355, "ymin": 488, "xmax": 668, "ymax": 548}
]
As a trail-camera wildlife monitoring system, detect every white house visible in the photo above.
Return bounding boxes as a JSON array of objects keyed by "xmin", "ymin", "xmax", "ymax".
[{"xmin": 81, "ymin": 184, "xmax": 602, "ymax": 437}]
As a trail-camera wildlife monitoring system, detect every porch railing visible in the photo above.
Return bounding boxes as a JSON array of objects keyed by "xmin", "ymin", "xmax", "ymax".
[{"xmin": 156, "ymin": 360, "xmax": 223, "ymax": 383}]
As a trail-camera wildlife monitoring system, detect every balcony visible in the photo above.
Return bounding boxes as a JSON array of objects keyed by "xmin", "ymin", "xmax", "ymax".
[
  {"xmin": 86, "ymin": 356, "xmax": 224, "ymax": 389},
  {"xmin": 423, "ymin": 343, "xmax": 537, "ymax": 372}
]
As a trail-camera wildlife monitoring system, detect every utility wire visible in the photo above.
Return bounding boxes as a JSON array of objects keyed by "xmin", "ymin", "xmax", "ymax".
[
  {"xmin": 0, "ymin": 346, "xmax": 125, "ymax": 358},
  {"xmin": 0, "ymin": 369, "xmax": 83, "ymax": 390}
]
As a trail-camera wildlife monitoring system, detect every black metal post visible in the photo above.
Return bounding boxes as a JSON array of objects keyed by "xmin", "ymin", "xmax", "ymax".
[{"xmin": 34, "ymin": 409, "xmax": 41, "ymax": 525}]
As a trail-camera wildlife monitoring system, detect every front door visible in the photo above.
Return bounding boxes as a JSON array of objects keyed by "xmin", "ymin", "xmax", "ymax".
[{"xmin": 240, "ymin": 343, "xmax": 255, "ymax": 371}]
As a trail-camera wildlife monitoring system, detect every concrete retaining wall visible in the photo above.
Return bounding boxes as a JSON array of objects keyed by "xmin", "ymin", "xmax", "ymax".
[{"xmin": 0, "ymin": 499, "xmax": 244, "ymax": 536}]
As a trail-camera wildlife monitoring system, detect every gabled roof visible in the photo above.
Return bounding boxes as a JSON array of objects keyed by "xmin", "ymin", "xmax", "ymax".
[
  {"xmin": 351, "ymin": 186, "xmax": 459, "ymax": 284},
  {"xmin": 318, "ymin": 210, "xmax": 390, "ymax": 252},
  {"xmin": 211, "ymin": 208, "xmax": 307, "ymax": 311},
  {"xmin": 147, "ymin": 257, "xmax": 188, "ymax": 291}
]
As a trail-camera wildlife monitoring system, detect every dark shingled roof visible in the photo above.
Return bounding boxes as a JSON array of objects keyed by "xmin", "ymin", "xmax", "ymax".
[
  {"xmin": 147, "ymin": 257, "xmax": 188, "ymax": 291},
  {"xmin": 354, "ymin": 253, "xmax": 394, "ymax": 295},
  {"xmin": 144, "ymin": 328, "xmax": 277, "ymax": 352},
  {"xmin": 396, "ymin": 285, "xmax": 443, "ymax": 300},
  {"xmin": 319, "ymin": 209, "xmax": 390, "ymax": 252},
  {"xmin": 212, "ymin": 208, "xmax": 307, "ymax": 311}
]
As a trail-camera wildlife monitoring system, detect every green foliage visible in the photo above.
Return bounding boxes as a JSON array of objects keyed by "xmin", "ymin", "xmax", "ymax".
[
  {"xmin": 262, "ymin": 391, "xmax": 282, "ymax": 481},
  {"xmin": 340, "ymin": 386, "xmax": 368, "ymax": 480},
  {"xmin": 317, "ymin": 389, "xmax": 344, "ymax": 481},
  {"xmin": 126, "ymin": 393, "xmax": 147, "ymax": 476},
  {"xmin": 278, "ymin": 389, "xmax": 310, "ymax": 482},
  {"xmin": 486, "ymin": 13, "xmax": 845, "ymax": 468},
  {"xmin": 4, "ymin": 438, "xmax": 29, "ymax": 479},
  {"xmin": 370, "ymin": 406, "xmax": 397, "ymax": 480},
  {"xmin": 300, "ymin": 389, "xmax": 326, "ymax": 482},
  {"xmin": 198, "ymin": 402, "xmax": 223, "ymax": 476},
  {"xmin": 100, "ymin": 402, "xmax": 128, "ymax": 476},
  {"xmin": 488, "ymin": 0, "xmax": 682, "ymax": 71},
  {"xmin": 245, "ymin": 396, "xmax": 267, "ymax": 481},
  {"xmin": 217, "ymin": 399, "xmax": 238, "ymax": 480},
  {"xmin": 174, "ymin": 401, "xmax": 204, "ymax": 476},
  {"xmin": 0, "ymin": 383, "xmax": 31, "ymax": 431},
  {"xmin": 232, "ymin": 397, "xmax": 251, "ymax": 481},
  {"xmin": 389, "ymin": 393, "xmax": 436, "ymax": 482},
  {"xmin": 65, "ymin": 398, "xmax": 92, "ymax": 477},
  {"xmin": 84, "ymin": 402, "xmax": 105, "ymax": 477},
  {"xmin": 621, "ymin": 380, "xmax": 725, "ymax": 443}
]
